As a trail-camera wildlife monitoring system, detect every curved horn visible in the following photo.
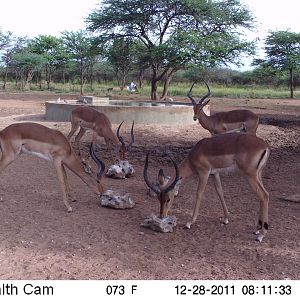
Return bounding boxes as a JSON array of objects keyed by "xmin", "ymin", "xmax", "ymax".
[
  {"xmin": 164, "ymin": 155, "xmax": 180, "ymax": 194},
  {"xmin": 89, "ymin": 142, "xmax": 106, "ymax": 178},
  {"xmin": 143, "ymin": 152, "xmax": 160, "ymax": 195},
  {"xmin": 128, "ymin": 120, "xmax": 135, "ymax": 148},
  {"xmin": 187, "ymin": 82, "xmax": 196, "ymax": 105},
  {"xmin": 199, "ymin": 80, "xmax": 211, "ymax": 104},
  {"xmin": 116, "ymin": 120, "xmax": 126, "ymax": 148}
]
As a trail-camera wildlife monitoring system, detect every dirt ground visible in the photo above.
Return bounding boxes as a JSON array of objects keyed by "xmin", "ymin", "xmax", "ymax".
[{"xmin": 0, "ymin": 91, "xmax": 299, "ymax": 280}]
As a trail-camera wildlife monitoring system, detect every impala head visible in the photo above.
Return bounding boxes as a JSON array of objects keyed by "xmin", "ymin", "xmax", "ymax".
[
  {"xmin": 116, "ymin": 120, "xmax": 135, "ymax": 161},
  {"xmin": 187, "ymin": 80, "xmax": 211, "ymax": 121},
  {"xmin": 143, "ymin": 152, "xmax": 180, "ymax": 218},
  {"xmin": 89, "ymin": 142, "xmax": 106, "ymax": 194}
]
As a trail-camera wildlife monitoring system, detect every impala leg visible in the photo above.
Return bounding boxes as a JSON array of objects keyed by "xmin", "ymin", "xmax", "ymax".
[
  {"xmin": 53, "ymin": 159, "xmax": 73, "ymax": 213},
  {"xmin": 245, "ymin": 173, "xmax": 269, "ymax": 242},
  {"xmin": 212, "ymin": 173, "xmax": 229, "ymax": 224},
  {"xmin": 74, "ymin": 127, "xmax": 93, "ymax": 174},
  {"xmin": 185, "ymin": 172, "xmax": 209, "ymax": 229},
  {"xmin": 67, "ymin": 123, "xmax": 79, "ymax": 141},
  {"xmin": 105, "ymin": 137, "xmax": 117, "ymax": 164},
  {"xmin": 61, "ymin": 164, "xmax": 74, "ymax": 202}
]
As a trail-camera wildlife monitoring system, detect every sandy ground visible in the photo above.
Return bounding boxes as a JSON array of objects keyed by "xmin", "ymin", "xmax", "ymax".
[{"xmin": 0, "ymin": 91, "xmax": 299, "ymax": 280}]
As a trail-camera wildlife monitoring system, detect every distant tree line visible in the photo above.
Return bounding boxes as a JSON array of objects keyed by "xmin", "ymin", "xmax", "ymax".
[{"xmin": 0, "ymin": 0, "xmax": 299, "ymax": 98}]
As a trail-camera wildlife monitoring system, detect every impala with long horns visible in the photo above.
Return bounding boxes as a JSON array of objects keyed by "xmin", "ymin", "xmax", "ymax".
[
  {"xmin": 0, "ymin": 122, "xmax": 105, "ymax": 212},
  {"xmin": 188, "ymin": 81, "xmax": 259, "ymax": 135},
  {"xmin": 144, "ymin": 132, "xmax": 270, "ymax": 242},
  {"xmin": 67, "ymin": 106, "xmax": 134, "ymax": 163}
]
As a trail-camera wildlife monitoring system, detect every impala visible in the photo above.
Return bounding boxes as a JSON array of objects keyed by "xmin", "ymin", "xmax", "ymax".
[
  {"xmin": 67, "ymin": 106, "xmax": 134, "ymax": 164},
  {"xmin": 0, "ymin": 122, "xmax": 105, "ymax": 212},
  {"xmin": 188, "ymin": 81, "xmax": 259, "ymax": 135},
  {"xmin": 144, "ymin": 132, "xmax": 270, "ymax": 242}
]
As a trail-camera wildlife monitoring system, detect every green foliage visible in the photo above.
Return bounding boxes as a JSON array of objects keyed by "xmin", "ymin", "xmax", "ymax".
[
  {"xmin": 253, "ymin": 30, "xmax": 300, "ymax": 98},
  {"xmin": 86, "ymin": 0, "xmax": 257, "ymax": 99},
  {"xmin": 264, "ymin": 30, "xmax": 300, "ymax": 70}
]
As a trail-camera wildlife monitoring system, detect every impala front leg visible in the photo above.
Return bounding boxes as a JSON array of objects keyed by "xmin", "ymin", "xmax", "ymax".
[
  {"xmin": 53, "ymin": 159, "xmax": 73, "ymax": 212},
  {"xmin": 185, "ymin": 173, "xmax": 209, "ymax": 229}
]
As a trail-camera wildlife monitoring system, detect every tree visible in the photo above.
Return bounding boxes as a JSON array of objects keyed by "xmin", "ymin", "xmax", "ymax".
[
  {"xmin": 11, "ymin": 51, "xmax": 47, "ymax": 90},
  {"xmin": 253, "ymin": 30, "xmax": 300, "ymax": 98},
  {"xmin": 106, "ymin": 38, "xmax": 137, "ymax": 90},
  {"xmin": 0, "ymin": 30, "xmax": 15, "ymax": 89},
  {"xmin": 87, "ymin": 0, "xmax": 256, "ymax": 100},
  {"xmin": 0, "ymin": 29, "xmax": 12, "ymax": 50},
  {"xmin": 29, "ymin": 35, "xmax": 65, "ymax": 89},
  {"xmin": 62, "ymin": 30, "xmax": 98, "ymax": 95}
]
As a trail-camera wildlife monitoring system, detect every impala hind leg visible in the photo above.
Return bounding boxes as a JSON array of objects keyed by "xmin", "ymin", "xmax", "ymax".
[
  {"xmin": 105, "ymin": 137, "xmax": 118, "ymax": 164},
  {"xmin": 73, "ymin": 127, "xmax": 93, "ymax": 174},
  {"xmin": 185, "ymin": 173, "xmax": 209, "ymax": 229},
  {"xmin": 212, "ymin": 173, "xmax": 229, "ymax": 224},
  {"xmin": 245, "ymin": 173, "xmax": 269, "ymax": 242},
  {"xmin": 67, "ymin": 122, "xmax": 79, "ymax": 141}
]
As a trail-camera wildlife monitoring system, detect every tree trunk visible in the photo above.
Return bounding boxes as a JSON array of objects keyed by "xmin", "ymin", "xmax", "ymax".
[
  {"xmin": 160, "ymin": 69, "xmax": 175, "ymax": 101},
  {"xmin": 150, "ymin": 65, "xmax": 159, "ymax": 100},
  {"xmin": 80, "ymin": 58, "xmax": 84, "ymax": 95},
  {"xmin": 46, "ymin": 64, "xmax": 50, "ymax": 89},
  {"xmin": 138, "ymin": 69, "xmax": 144, "ymax": 89},
  {"xmin": 289, "ymin": 68, "xmax": 294, "ymax": 99},
  {"xmin": 151, "ymin": 78, "xmax": 159, "ymax": 100},
  {"xmin": 2, "ymin": 67, "xmax": 8, "ymax": 90}
]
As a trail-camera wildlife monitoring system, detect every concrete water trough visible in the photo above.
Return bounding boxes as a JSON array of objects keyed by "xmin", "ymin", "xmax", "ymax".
[{"xmin": 45, "ymin": 96, "xmax": 210, "ymax": 124}]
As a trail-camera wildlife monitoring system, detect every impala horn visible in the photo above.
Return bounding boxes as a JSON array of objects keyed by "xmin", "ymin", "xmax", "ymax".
[
  {"xmin": 116, "ymin": 120, "xmax": 135, "ymax": 160},
  {"xmin": 187, "ymin": 82, "xmax": 197, "ymax": 105},
  {"xmin": 143, "ymin": 152, "xmax": 180, "ymax": 195},
  {"xmin": 199, "ymin": 80, "xmax": 211, "ymax": 104},
  {"xmin": 89, "ymin": 142, "xmax": 106, "ymax": 179}
]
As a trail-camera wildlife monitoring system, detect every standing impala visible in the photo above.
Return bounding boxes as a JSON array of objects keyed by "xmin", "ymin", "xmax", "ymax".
[
  {"xmin": 67, "ymin": 106, "xmax": 134, "ymax": 164},
  {"xmin": 0, "ymin": 122, "xmax": 105, "ymax": 212},
  {"xmin": 144, "ymin": 132, "xmax": 270, "ymax": 242},
  {"xmin": 188, "ymin": 81, "xmax": 259, "ymax": 135}
]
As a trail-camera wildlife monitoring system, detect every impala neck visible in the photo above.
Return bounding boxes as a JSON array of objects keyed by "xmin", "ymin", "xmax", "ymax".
[{"xmin": 197, "ymin": 109, "xmax": 214, "ymax": 132}]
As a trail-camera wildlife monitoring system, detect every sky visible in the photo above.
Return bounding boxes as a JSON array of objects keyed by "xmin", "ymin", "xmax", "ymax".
[
  {"xmin": 0, "ymin": 0, "xmax": 99, "ymax": 37},
  {"xmin": 0, "ymin": 0, "xmax": 299, "ymax": 69}
]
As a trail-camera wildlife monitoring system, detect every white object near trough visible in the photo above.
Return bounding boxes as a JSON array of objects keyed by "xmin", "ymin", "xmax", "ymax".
[
  {"xmin": 106, "ymin": 160, "xmax": 135, "ymax": 179},
  {"xmin": 100, "ymin": 190, "xmax": 135, "ymax": 209}
]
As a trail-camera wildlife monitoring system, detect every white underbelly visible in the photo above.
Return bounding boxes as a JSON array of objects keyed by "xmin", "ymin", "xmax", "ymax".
[
  {"xmin": 21, "ymin": 146, "xmax": 52, "ymax": 161},
  {"xmin": 210, "ymin": 163, "xmax": 237, "ymax": 175}
]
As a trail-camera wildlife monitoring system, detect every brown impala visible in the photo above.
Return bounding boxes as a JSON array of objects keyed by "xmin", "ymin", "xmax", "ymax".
[
  {"xmin": 144, "ymin": 132, "xmax": 270, "ymax": 242},
  {"xmin": 0, "ymin": 122, "xmax": 105, "ymax": 212},
  {"xmin": 67, "ymin": 106, "xmax": 134, "ymax": 163},
  {"xmin": 188, "ymin": 81, "xmax": 259, "ymax": 135}
]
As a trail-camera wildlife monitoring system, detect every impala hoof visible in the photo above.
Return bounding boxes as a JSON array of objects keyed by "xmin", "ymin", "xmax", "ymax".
[
  {"xmin": 255, "ymin": 234, "xmax": 263, "ymax": 243},
  {"xmin": 184, "ymin": 222, "xmax": 192, "ymax": 229},
  {"xmin": 67, "ymin": 207, "xmax": 73, "ymax": 213},
  {"xmin": 223, "ymin": 218, "xmax": 229, "ymax": 225}
]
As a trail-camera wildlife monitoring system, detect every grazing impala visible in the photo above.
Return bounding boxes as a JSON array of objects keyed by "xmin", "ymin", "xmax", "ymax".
[
  {"xmin": 144, "ymin": 133, "xmax": 270, "ymax": 242},
  {"xmin": 67, "ymin": 106, "xmax": 134, "ymax": 163},
  {"xmin": 0, "ymin": 122, "xmax": 105, "ymax": 212},
  {"xmin": 188, "ymin": 81, "xmax": 259, "ymax": 135}
]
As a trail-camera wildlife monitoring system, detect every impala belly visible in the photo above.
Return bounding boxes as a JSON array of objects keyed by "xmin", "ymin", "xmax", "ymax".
[
  {"xmin": 207, "ymin": 154, "xmax": 237, "ymax": 174},
  {"xmin": 79, "ymin": 120, "xmax": 94, "ymax": 131},
  {"xmin": 21, "ymin": 141, "xmax": 53, "ymax": 161}
]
